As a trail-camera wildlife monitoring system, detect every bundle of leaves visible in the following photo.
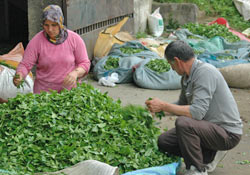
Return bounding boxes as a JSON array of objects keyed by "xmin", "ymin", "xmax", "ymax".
[
  {"xmin": 0, "ymin": 83, "xmax": 178, "ymax": 174},
  {"xmin": 182, "ymin": 23, "xmax": 240, "ymax": 43},
  {"xmin": 104, "ymin": 56, "xmax": 119, "ymax": 70},
  {"xmin": 146, "ymin": 59, "xmax": 171, "ymax": 73},
  {"xmin": 120, "ymin": 47, "xmax": 144, "ymax": 54}
]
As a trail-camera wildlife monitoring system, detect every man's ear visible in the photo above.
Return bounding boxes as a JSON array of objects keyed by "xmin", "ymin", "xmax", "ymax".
[
  {"xmin": 174, "ymin": 57, "xmax": 185, "ymax": 70},
  {"xmin": 174, "ymin": 57, "xmax": 180, "ymax": 65}
]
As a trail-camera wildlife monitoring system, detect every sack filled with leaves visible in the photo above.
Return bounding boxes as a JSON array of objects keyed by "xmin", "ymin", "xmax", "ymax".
[
  {"xmin": 93, "ymin": 55, "xmax": 143, "ymax": 83},
  {"xmin": 133, "ymin": 58, "xmax": 181, "ymax": 90}
]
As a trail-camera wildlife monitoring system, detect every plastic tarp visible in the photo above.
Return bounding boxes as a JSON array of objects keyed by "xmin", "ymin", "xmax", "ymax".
[
  {"xmin": 108, "ymin": 41, "xmax": 162, "ymax": 59},
  {"xmin": 43, "ymin": 160, "xmax": 119, "ymax": 175},
  {"xmin": 0, "ymin": 160, "xmax": 119, "ymax": 175},
  {"xmin": 174, "ymin": 29, "xmax": 250, "ymax": 68},
  {"xmin": 197, "ymin": 52, "xmax": 250, "ymax": 68},
  {"xmin": 175, "ymin": 29, "xmax": 250, "ymax": 52},
  {"xmin": 122, "ymin": 161, "xmax": 180, "ymax": 175},
  {"xmin": 133, "ymin": 58, "xmax": 181, "ymax": 90},
  {"xmin": 93, "ymin": 55, "xmax": 143, "ymax": 84},
  {"xmin": 173, "ymin": 29, "xmax": 206, "ymax": 41}
]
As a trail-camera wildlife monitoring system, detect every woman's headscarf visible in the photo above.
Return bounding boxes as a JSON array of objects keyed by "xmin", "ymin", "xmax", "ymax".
[{"xmin": 42, "ymin": 5, "xmax": 68, "ymax": 45}]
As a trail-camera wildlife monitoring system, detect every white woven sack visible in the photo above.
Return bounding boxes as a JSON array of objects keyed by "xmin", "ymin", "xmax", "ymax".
[
  {"xmin": 0, "ymin": 65, "xmax": 33, "ymax": 100},
  {"xmin": 233, "ymin": 0, "xmax": 250, "ymax": 21},
  {"xmin": 42, "ymin": 160, "xmax": 119, "ymax": 175},
  {"xmin": 219, "ymin": 63, "xmax": 250, "ymax": 88},
  {"xmin": 148, "ymin": 7, "xmax": 164, "ymax": 37}
]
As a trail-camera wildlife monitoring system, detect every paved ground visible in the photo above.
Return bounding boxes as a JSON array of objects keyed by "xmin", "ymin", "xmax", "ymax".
[{"xmin": 86, "ymin": 76, "xmax": 250, "ymax": 175}]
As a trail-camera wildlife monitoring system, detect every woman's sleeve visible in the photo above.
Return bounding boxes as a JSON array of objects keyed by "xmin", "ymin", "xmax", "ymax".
[
  {"xmin": 16, "ymin": 37, "xmax": 39, "ymax": 78},
  {"xmin": 73, "ymin": 34, "xmax": 91, "ymax": 74}
]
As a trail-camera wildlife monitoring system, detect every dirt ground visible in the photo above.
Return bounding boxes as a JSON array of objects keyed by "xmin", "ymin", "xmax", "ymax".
[{"xmin": 86, "ymin": 75, "xmax": 250, "ymax": 175}]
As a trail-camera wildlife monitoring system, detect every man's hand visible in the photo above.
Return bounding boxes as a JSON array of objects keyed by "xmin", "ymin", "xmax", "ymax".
[
  {"xmin": 146, "ymin": 98, "xmax": 167, "ymax": 120},
  {"xmin": 145, "ymin": 97, "xmax": 165, "ymax": 113},
  {"xmin": 13, "ymin": 72, "xmax": 24, "ymax": 87}
]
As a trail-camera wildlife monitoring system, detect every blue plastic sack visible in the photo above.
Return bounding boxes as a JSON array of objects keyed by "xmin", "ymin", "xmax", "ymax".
[
  {"xmin": 197, "ymin": 53, "xmax": 250, "ymax": 68},
  {"xmin": 122, "ymin": 161, "xmax": 180, "ymax": 175},
  {"xmin": 93, "ymin": 55, "xmax": 143, "ymax": 83},
  {"xmin": 133, "ymin": 58, "xmax": 181, "ymax": 90}
]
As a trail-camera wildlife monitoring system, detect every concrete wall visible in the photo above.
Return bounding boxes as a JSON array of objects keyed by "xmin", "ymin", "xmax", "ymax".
[
  {"xmin": 28, "ymin": 0, "xmax": 156, "ymax": 60},
  {"xmin": 0, "ymin": 0, "xmax": 7, "ymax": 41},
  {"xmin": 28, "ymin": 0, "xmax": 135, "ymax": 60},
  {"xmin": 28, "ymin": 0, "xmax": 62, "ymax": 40},
  {"xmin": 65, "ymin": 0, "xmax": 134, "ymax": 60},
  {"xmin": 152, "ymin": 2, "xmax": 198, "ymax": 26},
  {"xmin": 134, "ymin": 0, "xmax": 152, "ymax": 33}
]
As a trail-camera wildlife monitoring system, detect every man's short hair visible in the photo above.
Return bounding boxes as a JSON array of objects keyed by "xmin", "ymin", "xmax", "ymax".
[{"xmin": 165, "ymin": 40, "xmax": 194, "ymax": 62}]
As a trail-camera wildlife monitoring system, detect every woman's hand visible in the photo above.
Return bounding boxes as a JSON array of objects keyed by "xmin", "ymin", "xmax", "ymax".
[
  {"xmin": 13, "ymin": 72, "xmax": 24, "ymax": 87},
  {"xmin": 63, "ymin": 67, "xmax": 86, "ymax": 87},
  {"xmin": 63, "ymin": 70, "xmax": 78, "ymax": 87}
]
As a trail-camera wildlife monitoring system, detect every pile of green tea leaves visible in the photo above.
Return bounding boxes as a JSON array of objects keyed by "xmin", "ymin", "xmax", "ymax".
[
  {"xmin": 182, "ymin": 23, "xmax": 240, "ymax": 43},
  {"xmin": 120, "ymin": 47, "xmax": 144, "ymax": 54},
  {"xmin": 0, "ymin": 83, "xmax": 178, "ymax": 174},
  {"xmin": 104, "ymin": 56, "xmax": 119, "ymax": 70},
  {"xmin": 146, "ymin": 59, "xmax": 171, "ymax": 73}
]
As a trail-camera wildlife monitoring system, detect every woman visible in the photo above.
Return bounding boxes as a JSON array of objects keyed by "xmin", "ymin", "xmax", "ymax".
[{"xmin": 13, "ymin": 5, "xmax": 90, "ymax": 93}]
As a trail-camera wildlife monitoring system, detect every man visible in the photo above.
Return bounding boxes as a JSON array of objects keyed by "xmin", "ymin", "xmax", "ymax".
[{"xmin": 145, "ymin": 40, "xmax": 242, "ymax": 175}]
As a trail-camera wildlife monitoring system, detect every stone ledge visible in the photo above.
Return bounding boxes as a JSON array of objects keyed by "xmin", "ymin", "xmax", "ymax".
[{"xmin": 152, "ymin": 2, "xmax": 199, "ymax": 26}]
